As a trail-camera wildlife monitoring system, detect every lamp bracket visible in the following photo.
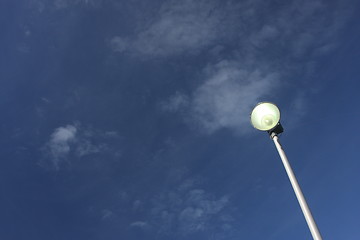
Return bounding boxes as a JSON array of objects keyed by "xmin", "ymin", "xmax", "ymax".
[{"xmin": 268, "ymin": 122, "xmax": 284, "ymax": 138}]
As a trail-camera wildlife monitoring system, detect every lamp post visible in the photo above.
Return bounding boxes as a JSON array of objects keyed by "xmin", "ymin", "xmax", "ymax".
[{"xmin": 250, "ymin": 102, "xmax": 322, "ymax": 240}]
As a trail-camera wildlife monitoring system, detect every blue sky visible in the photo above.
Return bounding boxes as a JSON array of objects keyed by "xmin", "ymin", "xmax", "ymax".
[{"xmin": 1, "ymin": 0, "xmax": 360, "ymax": 239}]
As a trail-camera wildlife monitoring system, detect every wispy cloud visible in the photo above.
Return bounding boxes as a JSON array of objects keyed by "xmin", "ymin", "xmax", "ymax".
[
  {"xmin": 104, "ymin": 176, "xmax": 234, "ymax": 237},
  {"xmin": 54, "ymin": 0, "xmax": 103, "ymax": 9},
  {"xmin": 44, "ymin": 125, "xmax": 77, "ymax": 170},
  {"xmin": 110, "ymin": 0, "xmax": 238, "ymax": 57},
  {"xmin": 177, "ymin": 189, "xmax": 229, "ymax": 233},
  {"xmin": 101, "ymin": 209, "xmax": 114, "ymax": 220},
  {"xmin": 160, "ymin": 91, "xmax": 189, "ymax": 113},
  {"xmin": 111, "ymin": 0, "xmax": 349, "ymax": 59},
  {"xmin": 129, "ymin": 221, "xmax": 149, "ymax": 229},
  {"xmin": 148, "ymin": 178, "xmax": 233, "ymax": 237},
  {"xmin": 156, "ymin": 0, "xmax": 352, "ymax": 133},
  {"xmin": 189, "ymin": 60, "xmax": 279, "ymax": 134},
  {"xmin": 41, "ymin": 124, "xmax": 121, "ymax": 170}
]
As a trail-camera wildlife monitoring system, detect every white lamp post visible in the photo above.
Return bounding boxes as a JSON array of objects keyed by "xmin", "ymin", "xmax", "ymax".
[{"xmin": 250, "ymin": 102, "xmax": 322, "ymax": 240}]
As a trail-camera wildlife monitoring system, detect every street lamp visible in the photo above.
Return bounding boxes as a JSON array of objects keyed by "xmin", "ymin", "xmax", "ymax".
[{"xmin": 250, "ymin": 102, "xmax": 322, "ymax": 240}]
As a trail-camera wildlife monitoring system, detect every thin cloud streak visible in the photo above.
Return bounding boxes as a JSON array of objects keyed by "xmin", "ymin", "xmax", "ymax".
[
  {"xmin": 54, "ymin": 0, "xmax": 104, "ymax": 9},
  {"xmin": 110, "ymin": 0, "xmax": 239, "ymax": 57},
  {"xmin": 130, "ymin": 221, "xmax": 149, "ymax": 229}
]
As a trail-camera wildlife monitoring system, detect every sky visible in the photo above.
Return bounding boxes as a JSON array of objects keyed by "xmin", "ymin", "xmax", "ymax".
[{"xmin": 1, "ymin": 0, "xmax": 360, "ymax": 239}]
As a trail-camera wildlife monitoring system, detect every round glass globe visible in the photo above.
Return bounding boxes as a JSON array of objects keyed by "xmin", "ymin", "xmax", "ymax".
[{"xmin": 250, "ymin": 102, "xmax": 280, "ymax": 131}]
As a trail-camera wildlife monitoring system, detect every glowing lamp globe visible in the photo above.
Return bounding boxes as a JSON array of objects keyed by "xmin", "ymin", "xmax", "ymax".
[{"xmin": 250, "ymin": 102, "xmax": 280, "ymax": 131}]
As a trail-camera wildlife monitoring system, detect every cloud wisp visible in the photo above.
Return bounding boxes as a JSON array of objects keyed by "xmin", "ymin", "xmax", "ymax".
[
  {"xmin": 54, "ymin": 0, "xmax": 104, "ymax": 9},
  {"xmin": 190, "ymin": 60, "xmax": 279, "ymax": 134},
  {"xmin": 128, "ymin": 178, "xmax": 233, "ymax": 238},
  {"xmin": 44, "ymin": 125, "xmax": 77, "ymax": 170},
  {"xmin": 110, "ymin": 0, "xmax": 238, "ymax": 58},
  {"xmin": 154, "ymin": 0, "xmax": 351, "ymax": 134},
  {"xmin": 111, "ymin": 0, "xmax": 349, "ymax": 59},
  {"xmin": 41, "ymin": 124, "xmax": 120, "ymax": 170}
]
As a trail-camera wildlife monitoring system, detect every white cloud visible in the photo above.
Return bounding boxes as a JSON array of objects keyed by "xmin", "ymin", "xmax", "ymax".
[
  {"xmin": 109, "ymin": 36, "xmax": 129, "ymax": 53},
  {"xmin": 101, "ymin": 209, "xmax": 114, "ymax": 220},
  {"xmin": 148, "ymin": 179, "xmax": 232, "ymax": 236},
  {"xmin": 107, "ymin": 176, "xmax": 234, "ymax": 237},
  {"xmin": 250, "ymin": 25, "xmax": 279, "ymax": 48},
  {"xmin": 46, "ymin": 125, "xmax": 77, "ymax": 170},
  {"xmin": 130, "ymin": 221, "xmax": 149, "ymax": 229},
  {"xmin": 54, "ymin": 0, "xmax": 103, "ymax": 9},
  {"xmin": 42, "ymin": 124, "xmax": 120, "ymax": 170},
  {"xmin": 188, "ymin": 60, "xmax": 279, "ymax": 134},
  {"xmin": 158, "ymin": 0, "xmax": 351, "ymax": 133},
  {"xmin": 161, "ymin": 92, "xmax": 189, "ymax": 112},
  {"xmin": 179, "ymin": 207, "xmax": 205, "ymax": 231},
  {"xmin": 110, "ymin": 0, "xmax": 238, "ymax": 57},
  {"xmin": 111, "ymin": 0, "xmax": 349, "ymax": 60},
  {"xmin": 76, "ymin": 140, "xmax": 106, "ymax": 157},
  {"xmin": 176, "ymin": 189, "xmax": 229, "ymax": 233}
]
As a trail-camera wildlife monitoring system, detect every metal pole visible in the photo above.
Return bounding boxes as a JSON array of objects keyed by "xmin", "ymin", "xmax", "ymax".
[{"xmin": 271, "ymin": 133, "xmax": 323, "ymax": 240}]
